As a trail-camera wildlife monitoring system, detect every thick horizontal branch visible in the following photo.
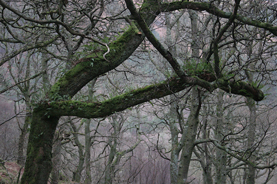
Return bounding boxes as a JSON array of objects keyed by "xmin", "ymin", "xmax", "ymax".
[
  {"xmin": 41, "ymin": 76, "xmax": 190, "ymax": 118},
  {"xmin": 41, "ymin": 75, "xmax": 264, "ymax": 119},
  {"xmin": 216, "ymin": 79, "xmax": 264, "ymax": 101}
]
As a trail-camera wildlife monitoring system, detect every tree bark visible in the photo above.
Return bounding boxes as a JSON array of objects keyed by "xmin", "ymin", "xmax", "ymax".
[
  {"xmin": 202, "ymin": 106, "xmax": 213, "ymax": 184},
  {"xmin": 177, "ymin": 87, "xmax": 201, "ymax": 184},
  {"xmin": 84, "ymin": 119, "xmax": 92, "ymax": 184},
  {"xmin": 168, "ymin": 95, "xmax": 180, "ymax": 184},
  {"xmin": 17, "ymin": 115, "xmax": 30, "ymax": 166},
  {"xmin": 244, "ymin": 37, "xmax": 258, "ymax": 184},
  {"xmin": 17, "ymin": 54, "xmax": 33, "ymax": 166},
  {"xmin": 20, "ymin": 112, "xmax": 59, "ymax": 184},
  {"xmin": 215, "ymin": 91, "xmax": 227, "ymax": 184},
  {"xmin": 104, "ymin": 115, "xmax": 122, "ymax": 184},
  {"xmin": 84, "ymin": 80, "xmax": 96, "ymax": 184},
  {"xmin": 164, "ymin": 10, "xmax": 181, "ymax": 184},
  {"xmin": 177, "ymin": 10, "xmax": 201, "ymax": 184},
  {"xmin": 51, "ymin": 133, "xmax": 62, "ymax": 184},
  {"xmin": 245, "ymin": 97, "xmax": 257, "ymax": 184},
  {"xmin": 71, "ymin": 120, "xmax": 85, "ymax": 183}
]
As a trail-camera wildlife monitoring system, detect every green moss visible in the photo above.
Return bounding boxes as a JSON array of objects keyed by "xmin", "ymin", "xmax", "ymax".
[
  {"xmin": 21, "ymin": 113, "xmax": 59, "ymax": 184},
  {"xmin": 183, "ymin": 59, "xmax": 213, "ymax": 76},
  {"xmin": 109, "ymin": 27, "xmax": 136, "ymax": 48},
  {"xmin": 238, "ymin": 88, "xmax": 248, "ymax": 94}
]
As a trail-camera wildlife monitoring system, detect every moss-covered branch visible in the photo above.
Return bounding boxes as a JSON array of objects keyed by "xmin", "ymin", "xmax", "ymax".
[
  {"xmin": 40, "ymin": 75, "xmax": 263, "ymax": 119},
  {"xmin": 49, "ymin": 0, "xmax": 161, "ymax": 98},
  {"xmin": 49, "ymin": 0, "xmax": 273, "ymax": 100},
  {"xmin": 216, "ymin": 79, "xmax": 264, "ymax": 101},
  {"xmin": 50, "ymin": 26, "xmax": 144, "ymax": 97},
  {"xmin": 41, "ymin": 76, "xmax": 189, "ymax": 118}
]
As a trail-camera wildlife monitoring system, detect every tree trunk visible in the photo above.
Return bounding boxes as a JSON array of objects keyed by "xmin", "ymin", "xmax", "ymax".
[
  {"xmin": 84, "ymin": 119, "xmax": 92, "ymax": 184},
  {"xmin": 17, "ymin": 57, "xmax": 33, "ymax": 166},
  {"xmin": 20, "ymin": 112, "xmax": 59, "ymax": 184},
  {"xmin": 164, "ymin": 12, "xmax": 181, "ymax": 183},
  {"xmin": 244, "ymin": 38, "xmax": 258, "ymax": 184},
  {"xmin": 51, "ymin": 133, "xmax": 62, "ymax": 184},
  {"xmin": 178, "ymin": 87, "xmax": 201, "ymax": 184},
  {"xmin": 245, "ymin": 97, "xmax": 256, "ymax": 184},
  {"xmin": 71, "ymin": 120, "xmax": 85, "ymax": 183},
  {"xmin": 17, "ymin": 115, "xmax": 31, "ymax": 166},
  {"xmin": 84, "ymin": 80, "xmax": 96, "ymax": 183},
  {"xmin": 215, "ymin": 91, "xmax": 227, "ymax": 184},
  {"xmin": 169, "ymin": 95, "xmax": 180, "ymax": 184},
  {"xmin": 104, "ymin": 142, "xmax": 116, "ymax": 184},
  {"xmin": 202, "ymin": 106, "xmax": 213, "ymax": 184},
  {"xmin": 177, "ymin": 10, "xmax": 201, "ymax": 184},
  {"xmin": 72, "ymin": 153, "xmax": 85, "ymax": 182},
  {"xmin": 104, "ymin": 116, "xmax": 119, "ymax": 184}
]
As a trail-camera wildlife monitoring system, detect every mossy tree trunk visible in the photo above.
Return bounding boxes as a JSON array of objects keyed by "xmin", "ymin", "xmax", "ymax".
[{"xmin": 20, "ymin": 112, "xmax": 59, "ymax": 184}]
